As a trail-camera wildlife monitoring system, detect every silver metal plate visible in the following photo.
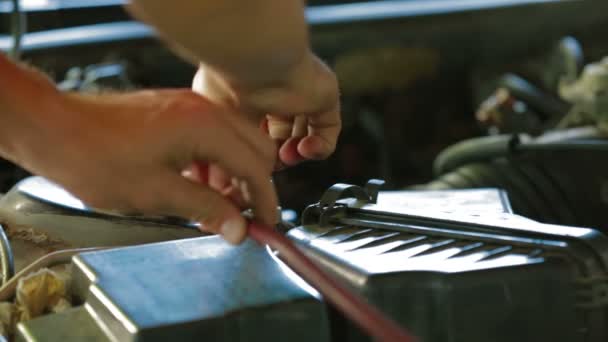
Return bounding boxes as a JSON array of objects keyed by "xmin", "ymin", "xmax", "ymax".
[{"xmin": 18, "ymin": 236, "xmax": 330, "ymax": 342}]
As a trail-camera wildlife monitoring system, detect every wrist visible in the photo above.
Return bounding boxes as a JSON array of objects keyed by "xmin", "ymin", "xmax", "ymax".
[
  {"xmin": 195, "ymin": 51, "xmax": 336, "ymax": 116},
  {"xmin": 241, "ymin": 51, "xmax": 337, "ymax": 115}
]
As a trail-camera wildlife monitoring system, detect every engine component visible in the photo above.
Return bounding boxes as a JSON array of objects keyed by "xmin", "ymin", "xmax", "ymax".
[
  {"xmin": 18, "ymin": 237, "xmax": 331, "ymax": 342},
  {"xmin": 427, "ymin": 127, "xmax": 608, "ymax": 230},
  {"xmin": 429, "ymin": 40, "xmax": 608, "ymax": 230},
  {"xmin": 10, "ymin": 180, "xmax": 607, "ymax": 341},
  {"xmin": 559, "ymin": 56, "xmax": 608, "ymax": 131},
  {"xmin": 475, "ymin": 37, "xmax": 583, "ymax": 136},
  {"xmin": 544, "ymin": 36, "xmax": 584, "ymax": 90},
  {"xmin": 0, "ymin": 177, "xmax": 201, "ymax": 246},
  {"xmin": 288, "ymin": 181, "xmax": 608, "ymax": 342},
  {"xmin": 0, "ymin": 177, "xmax": 201, "ymax": 276},
  {"xmin": 476, "ymin": 87, "xmax": 543, "ymax": 135}
]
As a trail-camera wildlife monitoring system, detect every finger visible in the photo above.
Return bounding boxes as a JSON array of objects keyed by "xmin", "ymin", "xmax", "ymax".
[
  {"xmin": 183, "ymin": 163, "xmax": 210, "ymax": 184},
  {"xmin": 162, "ymin": 172, "xmax": 248, "ymax": 244},
  {"xmin": 208, "ymin": 164, "xmax": 232, "ymax": 192},
  {"xmin": 182, "ymin": 167, "xmax": 198, "ymax": 183},
  {"xmin": 192, "ymin": 125, "xmax": 278, "ymax": 226},
  {"xmin": 260, "ymin": 117, "xmax": 270, "ymax": 135},
  {"xmin": 181, "ymin": 167, "xmax": 248, "ymax": 209},
  {"xmin": 292, "ymin": 115, "xmax": 308, "ymax": 137},
  {"xmin": 267, "ymin": 114, "xmax": 294, "ymax": 140},
  {"xmin": 279, "ymin": 137, "xmax": 306, "ymax": 166},
  {"xmin": 224, "ymin": 178, "xmax": 248, "ymax": 208},
  {"xmin": 218, "ymin": 109, "xmax": 275, "ymax": 163},
  {"xmin": 299, "ymin": 102, "xmax": 341, "ymax": 160}
]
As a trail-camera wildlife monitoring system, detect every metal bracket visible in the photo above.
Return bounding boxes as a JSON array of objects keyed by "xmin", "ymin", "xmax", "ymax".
[
  {"xmin": 319, "ymin": 179, "xmax": 385, "ymax": 209},
  {"xmin": 364, "ymin": 179, "xmax": 385, "ymax": 203},
  {"xmin": 308, "ymin": 179, "xmax": 386, "ymax": 226}
]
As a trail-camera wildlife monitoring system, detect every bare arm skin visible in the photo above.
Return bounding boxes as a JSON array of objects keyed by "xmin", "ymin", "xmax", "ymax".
[
  {"xmin": 128, "ymin": 0, "xmax": 309, "ymax": 88},
  {"xmin": 128, "ymin": 0, "xmax": 342, "ymax": 168},
  {"xmin": 0, "ymin": 0, "xmax": 340, "ymax": 245},
  {"xmin": 0, "ymin": 54, "xmax": 277, "ymax": 244}
]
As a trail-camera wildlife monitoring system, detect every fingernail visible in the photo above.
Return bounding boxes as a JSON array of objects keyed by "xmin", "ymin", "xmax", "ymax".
[{"xmin": 220, "ymin": 217, "xmax": 247, "ymax": 244}]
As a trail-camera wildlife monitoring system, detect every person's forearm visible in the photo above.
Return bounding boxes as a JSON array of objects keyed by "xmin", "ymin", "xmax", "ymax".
[
  {"xmin": 0, "ymin": 53, "xmax": 64, "ymax": 164},
  {"xmin": 127, "ymin": 0, "xmax": 309, "ymax": 89},
  {"xmin": 0, "ymin": 53, "xmax": 34, "ymax": 160}
]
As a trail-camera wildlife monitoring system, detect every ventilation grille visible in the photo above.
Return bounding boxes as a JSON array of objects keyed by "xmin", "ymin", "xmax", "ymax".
[{"xmin": 302, "ymin": 225, "xmax": 544, "ymax": 274}]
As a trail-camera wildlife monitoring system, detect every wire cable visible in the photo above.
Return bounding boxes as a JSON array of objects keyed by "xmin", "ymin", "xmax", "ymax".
[{"xmin": 10, "ymin": 0, "xmax": 25, "ymax": 60}]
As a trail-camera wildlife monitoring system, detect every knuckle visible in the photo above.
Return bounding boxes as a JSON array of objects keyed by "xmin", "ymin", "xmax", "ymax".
[{"xmin": 167, "ymin": 92, "xmax": 216, "ymax": 122}]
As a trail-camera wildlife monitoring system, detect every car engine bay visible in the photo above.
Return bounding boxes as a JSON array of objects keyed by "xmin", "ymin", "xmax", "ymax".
[{"xmin": 1, "ymin": 0, "xmax": 608, "ymax": 341}]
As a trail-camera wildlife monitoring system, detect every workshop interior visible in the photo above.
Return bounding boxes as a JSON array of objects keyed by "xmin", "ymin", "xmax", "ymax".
[{"xmin": 2, "ymin": 0, "xmax": 608, "ymax": 341}]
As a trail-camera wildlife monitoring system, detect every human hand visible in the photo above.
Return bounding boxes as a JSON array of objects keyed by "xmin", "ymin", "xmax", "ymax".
[
  {"xmin": 192, "ymin": 51, "xmax": 341, "ymax": 169},
  {"xmin": 4, "ymin": 79, "xmax": 277, "ymax": 244}
]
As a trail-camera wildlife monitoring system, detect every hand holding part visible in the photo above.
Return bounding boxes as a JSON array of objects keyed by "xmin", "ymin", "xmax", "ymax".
[
  {"xmin": 193, "ymin": 51, "xmax": 341, "ymax": 169},
  {"xmin": 0, "ymin": 57, "xmax": 278, "ymax": 245}
]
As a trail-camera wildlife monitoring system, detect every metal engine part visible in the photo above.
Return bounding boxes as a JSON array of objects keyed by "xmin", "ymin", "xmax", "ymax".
[
  {"xmin": 0, "ymin": 177, "xmax": 201, "ymax": 275},
  {"xmin": 17, "ymin": 237, "xmax": 330, "ymax": 342},
  {"xmin": 8, "ymin": 180, "xmax": 608, "ymax": 342},
  {"xmin": 559, "ymin": 56, "xmax": 608, "ymax": 131},
  {"xmin": 0, "ymin": 177, "xmax": 201, "ymax": 246},
  {"xmin": 425, "ymin": 127, "xmax": 608, "ymax": 230},
  {"xmin": 425, "ymin": 45, "xmax": 608, "ymax": 231},
  {"xmin": 288, "ymin": 181, "xmax": 608, "ymax": 342}
]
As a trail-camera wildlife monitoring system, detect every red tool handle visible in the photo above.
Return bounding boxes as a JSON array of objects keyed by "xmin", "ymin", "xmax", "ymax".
[
  {"xmin": 248, "ymin": 222, "xmax": 417, "ymax": 342},
  {"xmin": 192, "ymin": 161, "xmax": 414, "ymax": 340}
]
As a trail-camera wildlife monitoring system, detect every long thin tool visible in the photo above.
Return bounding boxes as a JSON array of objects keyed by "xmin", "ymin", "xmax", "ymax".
[
  {"xmin": 248, "ymin": 222, "xmax": 417, "ymax": 342},
  {"xmin": 193, "ymin": 161, "xmax": 414, "ymax": 340}
]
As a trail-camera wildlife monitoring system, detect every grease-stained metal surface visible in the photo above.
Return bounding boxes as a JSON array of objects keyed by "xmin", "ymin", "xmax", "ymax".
[{"xmin": 0, "ymin": 177, "xmax": 201, "ymax": 248}]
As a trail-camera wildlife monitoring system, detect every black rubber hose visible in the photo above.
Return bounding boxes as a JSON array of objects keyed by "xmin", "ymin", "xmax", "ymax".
[
  {"xmin": 428, "ymin": 132, "xmax": 606, "ymax": 227},
  {"xmin": 457, "ymin": 162, "xmax": 540, "ymax": 218},
  {"xmin": 499, "ymin": 74, "xmax": 571, "ymax": 120},
  {"xmin": 425, "ymin": 159, "xmax": 580, "ymax": 227},
  {"xmin": 433, "ymin": 134, "xmax": 518, "ymax": 176}
]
